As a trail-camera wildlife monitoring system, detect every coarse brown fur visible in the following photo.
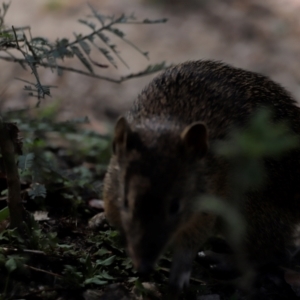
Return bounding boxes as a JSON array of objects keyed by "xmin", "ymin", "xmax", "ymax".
[{"xmin": 103, "ymin": 60, "xmax": 300, "ymax": 294}]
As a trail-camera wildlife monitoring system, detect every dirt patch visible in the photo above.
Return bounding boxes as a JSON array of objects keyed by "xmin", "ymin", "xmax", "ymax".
[{"xmin": 2, "ymin": 0, "xmax": 300, "ymax": 128}]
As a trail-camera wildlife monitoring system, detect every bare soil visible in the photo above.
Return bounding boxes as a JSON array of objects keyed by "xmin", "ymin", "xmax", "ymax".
[{"xmin": 2, "ymin": 0, "xmax": 300, "ymax": 128}]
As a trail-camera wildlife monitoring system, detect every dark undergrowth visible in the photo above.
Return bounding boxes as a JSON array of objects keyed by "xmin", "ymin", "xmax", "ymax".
[{"xmin": 0, "ymin": 106, "xmax": 299, "ymax": 300}]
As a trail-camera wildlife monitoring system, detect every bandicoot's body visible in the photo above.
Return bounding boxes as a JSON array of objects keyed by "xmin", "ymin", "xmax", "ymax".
[{"xmin": 103, "ymin": 60, "xmax": 300, "ymax": 293}]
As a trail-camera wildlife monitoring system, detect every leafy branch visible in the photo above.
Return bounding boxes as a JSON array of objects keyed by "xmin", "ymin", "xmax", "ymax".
[{"xmin": 0, "ymin": 2, "xmax": 168, "ymax": 106}]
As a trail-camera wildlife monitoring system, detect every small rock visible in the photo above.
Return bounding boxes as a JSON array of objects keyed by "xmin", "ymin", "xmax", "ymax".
[
  {"xmin": 132, "ymin": 282, "xmax": 161, "ymax": 299},
  {"xmin": 88, "ymin": 212, "xmax": 108, "ymax": 230},
  {"xmin": 89, "ymin": 199, "xmax": 105, "ymax": 210},
  {"xmin": 33, "ymin": 211, "xmax": 50, "ymax": 221}
]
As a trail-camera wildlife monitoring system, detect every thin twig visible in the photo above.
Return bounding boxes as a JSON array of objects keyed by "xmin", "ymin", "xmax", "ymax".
[
  {"xmin": 46, "ymin": 13, "xmax": 150, "ymax": 61},
  {"xmin": 0, "ymin": 55, "xmax": 167, "ymax": 83},
  {"xmin": 24, "ymin": 33, "xmax": 39, "ymax": 61},
  {"xmin": 4, "ymin": 50, "xmax": 27, "ymax": 69},
  {"xmin": 108, "ymin": 27, "xmax": 148, "ymax": 59},
  {"xmin": 20, "ymin": 287, "xmax": 62, "ymax": 298},
  {"xmin": 48, "ymin": 16, "xmax": 121, "ymax": 56},
  {"xmin": 0, "ymin": 1, "xmax": 10, "ymax": 27},
  {"xmin": 159, "ymin": 267, "xmax": 206, "ymax": 284},
  {"xmin": 11, "ymin": 26, "xmax": 51, "ymax": 101},
  {"xmin": 24, "ymin": 264, "xmax": 63, "ymax": 278},
  {"xmin": 2, "ymin": 26, "xmax": 31, "ymax": 33},
  {"xmin": 1, "ymin": 247, "xmax": 46, "ymax": 255},
  {"xmin": 11, "ymin": 26, "xmax": 20, "ymax": 49},
  {"xmin": 96, "ymin": 32, "xmax": 129, "ymax": 68},
  {"xmin": 0, "ymin": 55, "xmax": 121, "ymax": 83},
  {"xmin": 14, "ymin": 77, "xmax": 58, "ymax": 88}
]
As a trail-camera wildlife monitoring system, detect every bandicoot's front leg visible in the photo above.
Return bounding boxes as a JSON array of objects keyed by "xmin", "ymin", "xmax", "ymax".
[
  {"xmin": 169, "ymin": 246, "xmax": 198, "ymax": 299},
  {"xmin": 103, "ymin": 157, "xmax": 123, "ymax": 230},
  {"xmin": 168, "ymin": 213, "xmax": 217, "ymax": 298}
]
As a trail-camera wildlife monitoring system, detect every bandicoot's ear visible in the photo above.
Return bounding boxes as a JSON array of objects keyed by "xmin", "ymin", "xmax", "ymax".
[
  {"xmin": 181, "ymin": 122, "xmax": 208, "ymax": 158},
  {"xmin": 112, "ymin": 117, "xmax": 131, "ymax": 155}
]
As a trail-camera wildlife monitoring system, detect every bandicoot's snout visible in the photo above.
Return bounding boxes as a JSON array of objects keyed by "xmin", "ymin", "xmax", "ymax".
[
  {"xmin": 135, "ymin": 260, "xmax": 154, "ymax": 277},
  {"xmin": 127, "ymin": 237, "xmax": 161, "ymax": 277},
  {"xmin": 127, "ymin": 244, "xmax": 156, "ymax": 275}
]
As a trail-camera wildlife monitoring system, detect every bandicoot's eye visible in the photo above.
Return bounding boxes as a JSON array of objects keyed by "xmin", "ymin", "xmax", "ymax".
[{"xmin": 169, "ymin": 198, "xmax": 181, "ymax": 215}]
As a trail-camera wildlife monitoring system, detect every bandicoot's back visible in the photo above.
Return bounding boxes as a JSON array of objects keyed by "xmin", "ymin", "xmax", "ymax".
[{"xmin": 103, "ymin": 60, "xmax": 300, "ymax": 293}]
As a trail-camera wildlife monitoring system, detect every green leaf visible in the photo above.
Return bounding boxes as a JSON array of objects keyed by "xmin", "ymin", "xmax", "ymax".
[
  {"xmin": 98, "ymin": 47, "xmax": 118, "ymax": 68},
  {"xmin": 97, "ymin": 32, "xmax": 128, "ymax": 68},
  {"xmin": 89, "ymin": 37, "xmax": 117, "ymax": 68},
  {"xmin": 96, "ymin": 255, "xmax": 116, "ymax": 266},
  {"xmin": 88, "ymin": 3, "xmax": 105, "ymax": 26},
  {"xmin": 143, "ymin": 18, "xmax": 168, "ymax": 24},
  {"xmin": 31, "ymin": 37, "xmax": 49, "ymax": 44},
  {"xmin": 71, "ymin": 45, "xmax": 93, "ymax": 73},
  {"xmin": 121, "ymin": 257, "xmax": 133, "ymax": 269},
  {"xmin": 78, "ymin": 40, "xmax": 91, "ymax": 55},
  {"xmin": 57, "ymin": 244, "xmax": 74, "ymax": 249},
  {"xmin": 100, "ymin": 271, "xmax": 115, "ymax": 280},
  {"xmin": 97, "ymin": 32, "xmax": 109, "ymax": 43},
  {"xmin": 54, "ymin": 38, "xmax": 73, "ymax": 59},
  {"xmin": 2, "ymin": 2, "xmax": 10, "ymax": 13},
  {"xmin": 18, "ymin": 153, "xmax": 34, "ymax": 171},
  {"xmin": 108, "ymin": 27, "xmax": 125, "ymax": 38},
  {"xmin": 78, "ymin": 19, "xmax": 96, "ymax": 30},
  {"xmin": 128, "ymin": 277, "xmax": 138, "ymax": 282},
  {"xmin": 28, "ymin": 183, "xmax": 46, "ymax": 199},
  {"xmin": 74, "ymin": 33, "xmax": 91, "ymax": 55},
  {"xmin": 94, "ymin": 248, "xmax": 110, "ymax": 256},
  {"xmin": 0, "ymin": 32, "xmax": 12, "ymax": 38},
  {"xmin": 84, "ymin": 276, "xmax": 107, "ymax": 286},
  {"xmin": 122, "ymin": 62, "xmax": 168, "ymax": 80},
  {"xmin": 0, "ymin": 206, "xmax": 9, "ymax": 221},
  {"xmin": 5, "ymin": 257, "xmax": 17, "ymax": 273}
]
